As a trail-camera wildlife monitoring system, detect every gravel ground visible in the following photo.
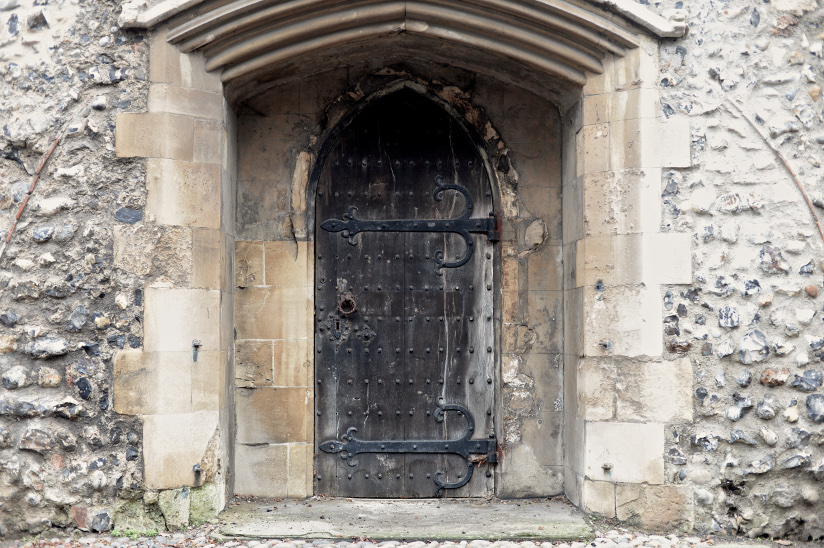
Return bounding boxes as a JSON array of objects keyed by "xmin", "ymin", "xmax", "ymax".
[{"xmin": 0, "ymin": 525, "xmax": 815, "ymax": 548}]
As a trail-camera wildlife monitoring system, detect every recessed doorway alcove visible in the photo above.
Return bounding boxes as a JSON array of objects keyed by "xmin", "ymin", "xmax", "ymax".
[{"xmin": 114, "ymin": 0, "xmax": 692, "ymax": 525}]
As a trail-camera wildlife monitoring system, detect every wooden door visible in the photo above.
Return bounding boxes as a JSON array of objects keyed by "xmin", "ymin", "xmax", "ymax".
[{"xmin": 314, "ymin": 90, "xmax": 497, "ymax": 498}]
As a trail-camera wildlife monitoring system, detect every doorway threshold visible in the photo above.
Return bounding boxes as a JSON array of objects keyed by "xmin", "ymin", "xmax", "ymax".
[{"xmin": 216, "ymin": 497, "xmax": 592, "ymax": 542}]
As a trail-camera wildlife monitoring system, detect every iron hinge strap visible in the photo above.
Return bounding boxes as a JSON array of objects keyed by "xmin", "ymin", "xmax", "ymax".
[
  {"xmin": 321, "ymin": 176, "xmax": 498, "ymax": 274},
  {"xmin": 319, "ymin": 403, "xmax": 497, "ymax": 495}
]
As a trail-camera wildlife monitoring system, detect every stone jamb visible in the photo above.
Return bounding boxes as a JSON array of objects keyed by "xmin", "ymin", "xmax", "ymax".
[
  {"xmin": 563, "ymin": 35, "xmax": 694, "ymax": 526},
  {"xmin": 112, "ymin": 24, "xmax": 235, "ymax": 514}
]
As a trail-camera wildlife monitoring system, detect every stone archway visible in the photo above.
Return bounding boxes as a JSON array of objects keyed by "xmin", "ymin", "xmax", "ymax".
[{"xmin": 113, "ymin": 0, "xmax": 694, "ymax": 526}]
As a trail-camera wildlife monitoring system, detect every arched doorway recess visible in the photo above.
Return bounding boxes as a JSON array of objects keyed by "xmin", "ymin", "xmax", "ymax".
[{"xmin": 114, "ymin": 0, "xmax": 692, "ymax": 525}]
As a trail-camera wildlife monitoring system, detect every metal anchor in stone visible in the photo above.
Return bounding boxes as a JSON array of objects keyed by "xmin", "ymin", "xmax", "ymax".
[
  {"xmin": 320, "ymin": 176, "xmax": 499, "ymax": 274},
  {"xmin": 319, "ymin": 403, "xmax": 497, "ymax": 495}
]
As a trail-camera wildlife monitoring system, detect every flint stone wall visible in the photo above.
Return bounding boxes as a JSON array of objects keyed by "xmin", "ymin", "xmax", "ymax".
[
  {"xmin": 656, "ymin": 0, "xmax": 824, "ymax": 540},
  {"xmin": 0, "ymin": 0, "xmax": 823, "ymax": 539}
]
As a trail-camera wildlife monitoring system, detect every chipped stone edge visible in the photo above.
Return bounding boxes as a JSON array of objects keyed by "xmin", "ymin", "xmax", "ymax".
[
  {"xmin": 119, "ymin": 0, "xmax": 204, "ymax": 29},
  {"xmin": 590, "ymin": 0, "xmax": 688, "ymax": 38},
  {"xmin": 119, "ymin": 0, "xmax": 688, "ymax": 39}
]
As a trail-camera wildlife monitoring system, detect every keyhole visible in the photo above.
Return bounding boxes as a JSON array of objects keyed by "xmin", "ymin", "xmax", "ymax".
[{"xmin": 335, "ymin": 319, "xmax": 341, "ymax": 331}]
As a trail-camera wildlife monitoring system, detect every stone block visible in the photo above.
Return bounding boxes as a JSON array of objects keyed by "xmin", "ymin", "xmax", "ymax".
[
  {"xmin": 115, "ymin": 112, "xmax": 194, "ymax": 161},
  {"xmin": 146, "ymin": 159, "xmax": 221, "ymax": 229},
  {"xmin": 642, "ymin": 233, "xmax": 693, "ymax": 284},
  {"xmin": 616, "ymin": 484, "xmax": 693, "ymax": 531},
  {"xmin": 658, "ymin": 116, "xmax": 691, "ymax": 168},
  {"xmin": 584, "ymin": 421, "xmax": 665, "ymax": 484},
  {"xmin": 513, "ymin": 143, "xmax": 561, "ymax": 188},
  {"xmin": 562, "ymin": 177, "xmax": 583, "ymax": 244},
  {"xmin": 234, "ymin": 286, "xmax": 311, "ymax": 341},
  {"xmin": 143, "ymin": 412, "xmax": 219, "ymax": 489},
  {"xmin": 609, "ymin": 88, "xmax": 660, "ymax": 122},
  {"xmin": 521, "ymin": 353, "xmax": 563, "ymax": 409},
  {"xmin": 608, "ymin": 118, "xmax": 646, "ymax": 170},
  {"xmin": 499, "ymin": 445, "xmax": 564, "ymax": 498},
  {"xmin": 583, "ymin": 169, "xmax": 661, "ymax": 236},
  {"xmin": 113, "ymin": 350, "xmax": 200, "ymax": 416},
  {"xmin": 219, "ymin": 289, "xmax": 233, "ymax": 354},
  {"xmin": 144, "ymin": 287, "xmax": 221, "ymax": 353},
  {"xmin": 193, "ymin": 119, "xmax": 225, "ymax": 166},
  {"xmin": 527, "ymin": 245, "xmax": 563, "ymax": 291},
  {"xmin": 576, "ymin": 358, "xmax": 615, "ymax": 421},
  {"xmin": 502, "ymin": 256, "xmax": 519, "ymax": 292},
  {"xmin": 616, "ymin": 358, "xmax": 693, "ymax": 422},
  {"xmin": 576, "ymin": 124, "xmax": 610, "ymax": 176},
  {"xmin": 582, "ymin": 284, "xmax": 662, "ymax": 357},
  {"xmin": 563, "ymin": 287, "xmax": 583, "ymax": 359},
  {"xmin": 288, "ymin": 443, "xmax": 313, "ymax": 498},
  {"xmin": 582, "ymin": 93, "xmax": 609, "ymax": 126},
  {"xmin": 564, "ymin": 411, "xmax": 585, "ymax": 475},
  {"xmin": 527, "ymin": 291, "xmax": 563, "ymax": 353},
  {"xmin": 583, "ymin": 479, "xmax": 616, "ymax": 518},
  {"xmin": 235, "ymin": 340, "xmax": 273, "ymax": 388},
  {"xmin": 613, "ymin": 37, "xmax": 658, "ymax": 90},
  {"xmin": 221, "ymin": 232, "xmax": 235, "ymax": 291},
  {"xmin": 236, "ymin": 241, "xmax": 264, "ymax": 286},
  {"xmin": 264, "ymin": 241, "xmax": 310, "ymax": 287},
  {"xmin": 564, "ymin": 465, "xmax": 582, "ymax": 507},
  {"xmin": 192, "ymin": 229, "xmax": 222, "ymax": 289},
  {"xmin": 521, "ymin": 411, "xmax": 564, "ymax": 466},
  {"xmin": 234, "ymin": 443, "xmax": 288, "ymax": 497},
  {"xmin": 611, "ymin": 118, "xmax": 690, "ymax": 170},
  {"xmin": 273, "ymin": 339, "xmax": 310, "ymax": 387},
  {"xmin": 149, "ymin": 27, "xmax": 222, "ymax": 91},
  {"xmin": 112, "ymin": 499, "xmax": 157, "ymax": 533},
  {"xmin": 148, "ymin": 84, "xmax": 224, "ymax": 120},
  {"xmin": 502, "ymin": 290, "xmax": 520, "ymax": 323},
  {"xmin": 113, "ymin": 225, "xmax": 193, "ymax": 283},
  {"xmin": 189, "ymin": 483, "xmax": 220, "ymax": 522},
  {"xmin": 191, "ymin": 349, "xmax": 222, "ymax": 412},
  {"xmin": 158, "ymin": 488, "xmax": 190, "ymax": 530},
  {"xmin": 235, "ymin": 387, "xmax": 311, "ymax": 444},
  {"xmin": 521, "ymin": 186, "xmax": 562, "ymax": 242},
  {"xmin": 583, "ymin": 54, "xmax": 614, "ymax": 96}
]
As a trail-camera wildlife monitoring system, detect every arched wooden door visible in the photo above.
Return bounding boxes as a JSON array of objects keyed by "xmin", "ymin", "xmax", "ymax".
[{"xmin": 314, "ymin": 90, "xmax": 498, "ymax": 497}]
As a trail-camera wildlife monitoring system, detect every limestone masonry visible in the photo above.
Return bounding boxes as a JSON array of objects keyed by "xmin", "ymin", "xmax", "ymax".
[{"xmin": 0, "ymin": 0, "xmax": 822, "ymax": 541}]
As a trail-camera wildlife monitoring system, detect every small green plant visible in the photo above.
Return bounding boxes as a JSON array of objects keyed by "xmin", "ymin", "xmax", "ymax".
[{"xmin": 112, "ymin": 528, "xmax": 159, "ymax": 540}]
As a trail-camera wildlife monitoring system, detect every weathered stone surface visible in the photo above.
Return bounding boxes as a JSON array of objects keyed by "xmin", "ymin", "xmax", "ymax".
[
  {"xmin": 791, "ymin": 370, "xmax": 823, "ymax": 392},
  {"xmin": 806, "ymin": 394, "xmax": 824, "ymax": 423},
  {"xmin": 771, "ymin": 485, "xmax": 798, "ymax": 508},
  {"xmin": 90, "ymin": 509, "xmax": 112, "ymax": 532},
  {"xmin": 0, "ymin": 310, "xmax": 19, "ymax": 328},
  {"xmin": 759, "ymin": 246, "xmax": 790, "ymax": 274},
  {"xmin": 739, "ymin": 330, "xmax": 769, "ymax": 364},
  {"xmin": 112, "ymin": 498, "xmax": 157, "ymax": 532},
  {"xmin": 189, "ymin": 482, "xmax": 220, "ymax": 523},
  {"xmin": 25, "ymin": 337, "xmax": 69, "ymax": 359},
  {"xmin": 37, "ymin": 367, "xmax": 61, "ymax": 388},
  {"xmin": 19, "ymin": 427, "xmax": 53, "ymax": 454},
  {"xmin": 158, "ymin": 488, "xmax": 190, "ymax": 530},
  {"xmin": 756, "ymin": 395, "xmax": 778, "ymax": 420},
  {"xmin": 760, "ymin": 368, "xmax": 789, "ymax": 387},
  {"xmin": 2, "ymin": 365, "xmax": 31, "ymax": 389}
]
